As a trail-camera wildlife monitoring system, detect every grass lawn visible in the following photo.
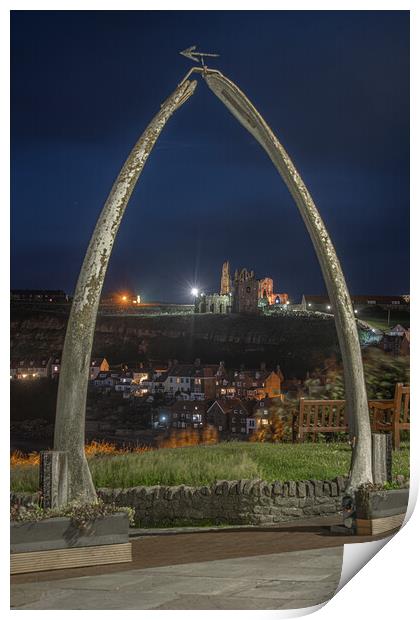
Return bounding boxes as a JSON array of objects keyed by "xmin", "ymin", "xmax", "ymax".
[
  {"xmin": 356, "ymin": 308, "xmax": 410, "ymax": 332},
  {"xmin": 10, "ymin": 441, "xmax": 410, "ymax": 493}
]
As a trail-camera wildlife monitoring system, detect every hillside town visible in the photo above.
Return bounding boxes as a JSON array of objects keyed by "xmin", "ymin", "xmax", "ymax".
[
  {"xmin": 10, "ymin": 310, "xmax": 409, "ymax": 449},
  {"xmin": 10, "ymin": 273, "xmax": 410, "ymax": 450}
]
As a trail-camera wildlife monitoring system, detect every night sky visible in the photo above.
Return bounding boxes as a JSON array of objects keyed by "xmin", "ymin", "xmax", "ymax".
[{"xmin": 11, "ymin": 10, "xmax": 409, "ymax": 303}]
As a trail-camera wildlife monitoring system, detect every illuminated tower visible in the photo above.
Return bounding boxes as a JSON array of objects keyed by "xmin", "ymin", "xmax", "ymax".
[{"xmin": 220, "ymin": 260, "xmax": 231, "ymax": 295}]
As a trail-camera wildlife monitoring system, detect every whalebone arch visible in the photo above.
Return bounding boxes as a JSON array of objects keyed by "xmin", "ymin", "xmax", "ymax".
[{"xmin": 54, "ymin": 69, "xmax": 372, "ymax": 503}]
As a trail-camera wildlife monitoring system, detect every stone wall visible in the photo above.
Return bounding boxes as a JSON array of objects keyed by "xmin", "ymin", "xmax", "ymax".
[
  {"xmin": 11, "ymin": 477, "xmax": 348, "ymax": 527},
  {"xmin": 98, "ymin": 477, "xmax": 347, "ymax": 526}
]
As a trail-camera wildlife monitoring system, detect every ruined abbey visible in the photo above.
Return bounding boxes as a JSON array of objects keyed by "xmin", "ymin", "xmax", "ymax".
[{"xmin": 195, "ymin": 261, "xmax": 289, "ymax": 315}]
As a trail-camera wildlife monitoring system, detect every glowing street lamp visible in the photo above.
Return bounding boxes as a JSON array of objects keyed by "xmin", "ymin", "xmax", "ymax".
[{"xmin": 191, "ymin": 288, "xmax": 199, "ymax": 297}]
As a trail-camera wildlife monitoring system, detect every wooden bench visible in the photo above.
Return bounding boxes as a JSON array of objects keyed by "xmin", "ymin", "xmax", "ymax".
[
  {"xmin": 296, "ymin": 383, "xmax": 409, "ymax": 449},
  {"xmin": 392, "ymin": 383, "xmax": 410, "ymax": 450}
]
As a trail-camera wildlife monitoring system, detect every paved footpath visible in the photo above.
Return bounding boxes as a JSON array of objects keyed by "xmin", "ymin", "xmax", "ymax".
[{"xmin": 10, "ymin": 517, "xmax": 392, "ymax": 610}]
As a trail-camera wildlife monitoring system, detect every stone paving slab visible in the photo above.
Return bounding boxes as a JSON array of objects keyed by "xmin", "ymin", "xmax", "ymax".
[
  {"xmin": 152, "ymin": 594, "xmax": 293, "ymax": 610},
  {"xmin": 11, "ymin": 547, "xmax": 343, "ymax": 610}
]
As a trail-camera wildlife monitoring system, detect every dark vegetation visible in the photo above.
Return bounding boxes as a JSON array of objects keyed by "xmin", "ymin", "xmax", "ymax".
[
  {"xmin": 10, "ymin": 379, "xmax": 58, "ymax": 423},
  {"xmin": 11, "ymin": 303, "xmax": 342, "ymax": 375},
  {"xmin": 306, "ymin": 348, "xmax": 410, "ymax": 400}
]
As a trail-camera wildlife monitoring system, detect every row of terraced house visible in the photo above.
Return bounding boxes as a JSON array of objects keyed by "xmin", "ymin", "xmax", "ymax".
[
  {"xmin": 153, "ymin": 397, "xmax": 280, "ymax": 436},
  {"xmin": 135, "ymin": 359, "xmax": 284, "ymax": 402},
  {"xmin": 10, "ymin": 356, "xmax": 285, "ymax": 403}
]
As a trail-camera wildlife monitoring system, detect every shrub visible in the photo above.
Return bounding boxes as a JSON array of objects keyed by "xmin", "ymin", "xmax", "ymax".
[
  {"xmin": 10, "ymin": 498, "xmax": 135, "ymax": 529},
  {"xmin": 306, "ymin": 348, "xmax": 409, "ymax": 400}
]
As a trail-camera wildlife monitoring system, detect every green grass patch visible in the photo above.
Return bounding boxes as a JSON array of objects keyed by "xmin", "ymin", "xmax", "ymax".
[
  {"xmin": 356, "ymin": 307, "xmax": 409, "ymax": 332},
  {"xmin": 10, "ymin": 441, "xmax": 410, "ymax": 493}
]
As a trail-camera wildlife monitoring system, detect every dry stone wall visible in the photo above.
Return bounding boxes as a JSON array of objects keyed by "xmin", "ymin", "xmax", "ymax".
[
  {"xmin": 11, "ymin": 477, "xmax": 348, "ymax": 527},
  {"xmin": 98, "ymin": 477, "xmax": 347, "ymax": 526}
]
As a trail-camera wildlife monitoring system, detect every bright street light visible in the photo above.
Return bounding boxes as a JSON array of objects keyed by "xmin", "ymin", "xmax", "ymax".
[{"xmin": 191, "ymin": 288, "xmax": 199, "ymax": 296}]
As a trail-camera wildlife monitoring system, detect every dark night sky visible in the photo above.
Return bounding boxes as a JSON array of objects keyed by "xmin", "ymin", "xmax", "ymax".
[{"xmin": 11, "ymin": 10, "xmax": 409, "ymax": 303}]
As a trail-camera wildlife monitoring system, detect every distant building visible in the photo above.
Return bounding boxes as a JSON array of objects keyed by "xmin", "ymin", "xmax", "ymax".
[
  {"xmin": 195, "ymin": 292, "xmax": 232, "ymax": 314},
  {"xmin": 89, "ymin": 358, "xmax": 110, "ymax": 380},
  {"xmin": 382, "ymin": 324, "xmax": 410, "ymax": 356},
  {"xmin": 169, "ymin": 401, "xmax": 207, "ymax": 429},
  {"xmin": 232, "ymin": 268, "xmax": 259, "ymax": 314},
  {"xmin": 11, "ymin": 290, "xmax": 68, "ymax": 303},
  {"xmin": 220, "ymin": 260, "xmax": 232, "ymax": 295},
  {"xmin": 213, "ymin": 363, "xmax": 284, "ymax": 400},
  {"xmin": 258, "ymin": 278, "xmax": 289, "ymax": 306},
  {"xmin": 206, "ymin": 399, "xmax": 254, "ymax": 435},
  {"xmin": 195, "ymin": 262, "xmax": 288, "ymax": 315},
  {"xmin": 50, "ymin": 356, "xmax": 110, "ymax": 380},
  {"xmin": 301, "ymin": 294, "xmax": 410, "ymax": 312},
  {"xmin": 100, "ymin": 291, "xmax": 142, "ymax": 306},
  {"xmin": 157, "ymin": 360, "xmax": 225, "ymax": 400},
  {"xmin": 93, "ymin": 372, "xmax": 117, "ymax": 389},
  {"xmin": 10, "ymin": 357, "xmax": 52, "ymax": 379},
  {"xmin": 115, "ymin": 377, "xmax": 133, "ymax": 393}
]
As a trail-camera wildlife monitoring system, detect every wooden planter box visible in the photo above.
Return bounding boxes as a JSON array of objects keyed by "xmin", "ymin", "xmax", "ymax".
[
  {"xmin": 355, "ymin": 488, "xmax": 409, "ymax": 536},
  {"xmin": 10, "ymin": 513, "xmax": 132, "ymax": 574}
]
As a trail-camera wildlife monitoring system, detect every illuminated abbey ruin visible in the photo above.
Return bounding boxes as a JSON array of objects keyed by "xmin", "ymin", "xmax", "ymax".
[{"xmin": 194, "ymin": 261, "xmax": 289, "ymax": 315}]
